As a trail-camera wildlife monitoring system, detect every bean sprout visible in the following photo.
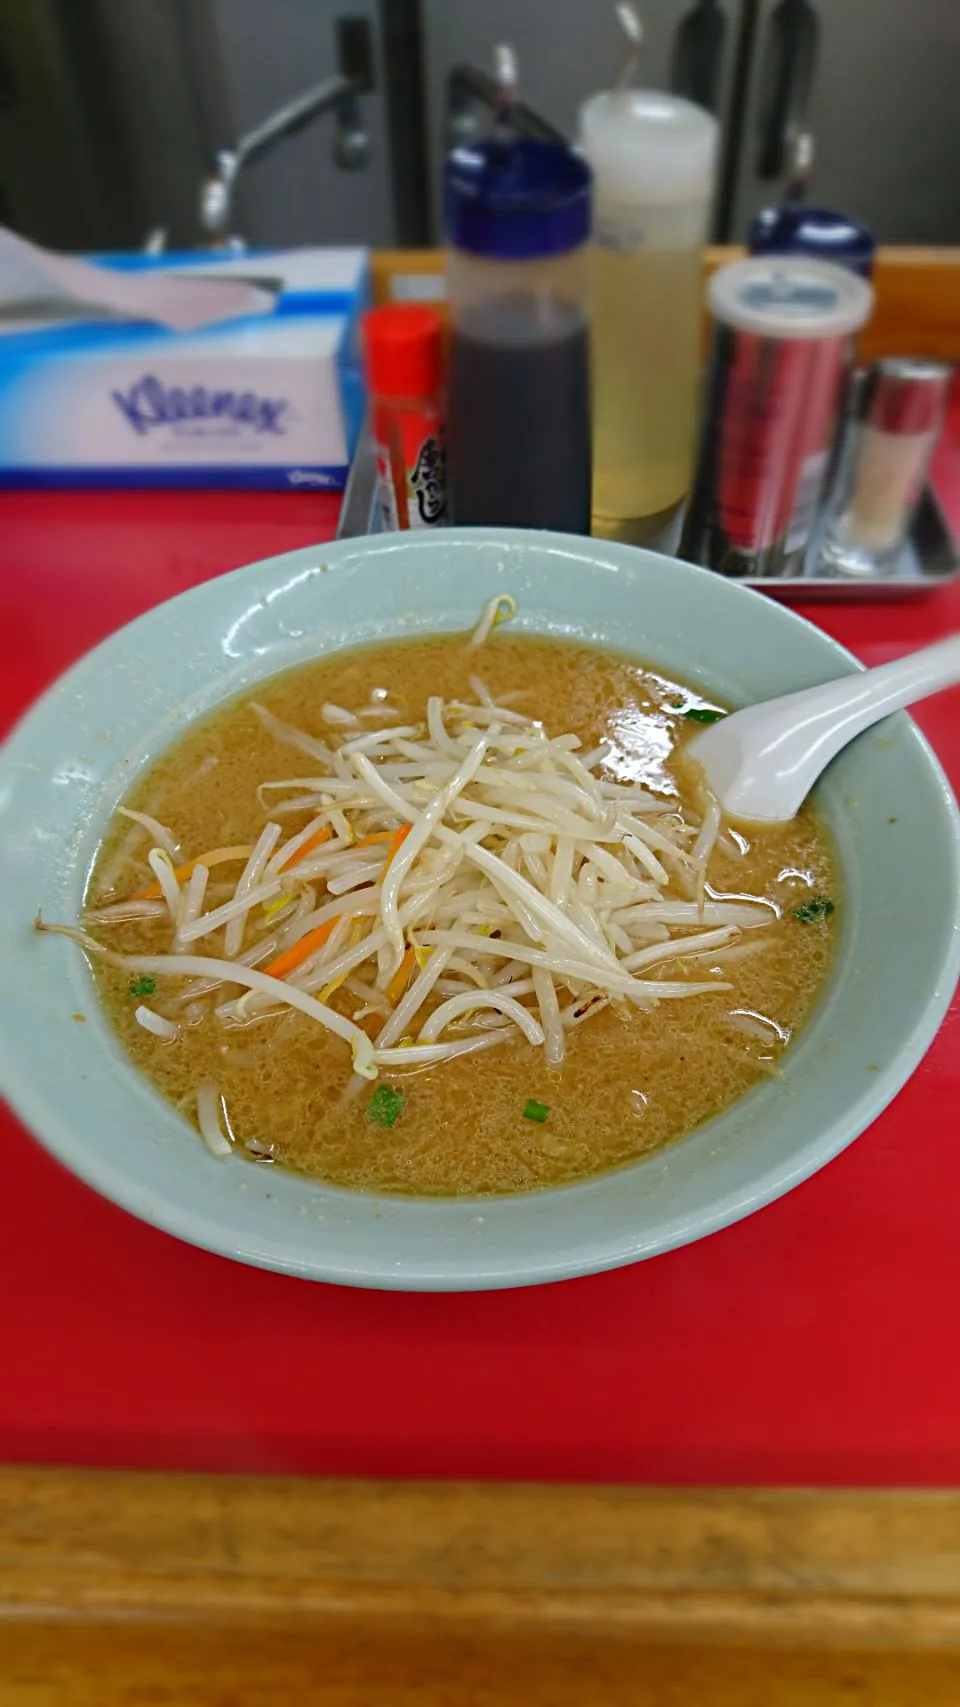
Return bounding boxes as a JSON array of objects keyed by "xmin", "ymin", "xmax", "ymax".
[
  {"xmin": 196, "ymin": 1081, "xmax": 233, "ymax": 1157},
  {"xmin": 469, "ymin": 593, "xmax": 517, "ymax": 648},
  {"xmin": 117, "ymin": 807, "xmax": 180, "ymax": 858},
  {"xmin": 135, "ymin": 1005, "xmax": 179, "ymax": 1040},
  {"xmin": 44, "ymin": 599, "xmax": 773, "ymax": 1134}
]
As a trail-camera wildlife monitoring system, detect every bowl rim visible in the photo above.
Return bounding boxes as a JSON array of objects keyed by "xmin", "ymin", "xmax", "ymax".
[{"xmin": 2, "ymin": 526, "xmax": 960, "ymax": 1290}]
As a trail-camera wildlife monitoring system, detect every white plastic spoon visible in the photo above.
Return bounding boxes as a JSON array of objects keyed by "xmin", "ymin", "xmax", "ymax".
[{"xmin": 687, "ymin": 633, "xmax": 960, "ymax": 822}]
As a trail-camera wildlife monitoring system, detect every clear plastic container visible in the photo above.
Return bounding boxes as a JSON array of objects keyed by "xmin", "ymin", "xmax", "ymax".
[{"xmin": 445, "ymin": 138, "xmax": 592, "ymax": 533}]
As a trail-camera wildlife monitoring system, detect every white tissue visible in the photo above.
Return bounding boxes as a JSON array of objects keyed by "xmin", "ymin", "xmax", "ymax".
[{"xmin": 0, "ymin": 226, "xmax": 273, "ymax": 332}]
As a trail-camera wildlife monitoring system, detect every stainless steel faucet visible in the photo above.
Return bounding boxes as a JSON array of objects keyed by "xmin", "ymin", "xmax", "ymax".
[
  {"xmin": 445, "ymin": 61, "xmax": 566, "ymax": 152},
  {"xmin": 198, "ymin": 72, "xmax": 369, "ymax": 252}
]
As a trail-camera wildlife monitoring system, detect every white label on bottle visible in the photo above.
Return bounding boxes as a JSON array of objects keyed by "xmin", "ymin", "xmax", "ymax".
[
  {"xmin": 785, "ymin": 450, "xmax": 829, "ymax": 554},
  {"xmin": 390, "ymin": 273, "xmax": 447, "ymax": 303}
]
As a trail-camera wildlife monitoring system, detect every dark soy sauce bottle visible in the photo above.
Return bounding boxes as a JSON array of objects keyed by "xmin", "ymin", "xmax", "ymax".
[{"xmin": 445, "ymin": 98, "xmax": 593, "ymax": 532}]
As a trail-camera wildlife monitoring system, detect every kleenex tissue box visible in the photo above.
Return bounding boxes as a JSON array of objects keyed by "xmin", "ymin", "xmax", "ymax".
[{"xmin": 0, "ymin": 247, "xmax": 368, "ymax": 490}]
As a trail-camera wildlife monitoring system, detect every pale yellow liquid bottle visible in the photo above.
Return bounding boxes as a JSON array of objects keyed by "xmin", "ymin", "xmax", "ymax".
[{"xmin": 579, "ymin": 91, "xmax": 718, "ymax": 545}]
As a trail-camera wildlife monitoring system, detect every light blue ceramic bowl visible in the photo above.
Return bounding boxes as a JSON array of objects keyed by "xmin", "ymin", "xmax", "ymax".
[{"xmin": 2, "ymin": 529, "xmax": 959, "ymax": 1290}]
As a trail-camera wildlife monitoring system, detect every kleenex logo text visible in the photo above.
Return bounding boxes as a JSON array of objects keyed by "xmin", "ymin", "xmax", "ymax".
[{"xmin": 111, "ymin": 375, "xmax": 288, "ymax": 437}]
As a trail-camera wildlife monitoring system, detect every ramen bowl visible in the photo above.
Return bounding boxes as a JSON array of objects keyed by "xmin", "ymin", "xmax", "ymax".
[{"xmin": 1, "ymin": 528, "xmax": 958, "ymax": 1290}]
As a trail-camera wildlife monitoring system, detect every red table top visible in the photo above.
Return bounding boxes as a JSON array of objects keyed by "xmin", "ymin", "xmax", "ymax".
[{"xmin": 3, "ymin": 445, "xmax": 960, "ymax": 1486}]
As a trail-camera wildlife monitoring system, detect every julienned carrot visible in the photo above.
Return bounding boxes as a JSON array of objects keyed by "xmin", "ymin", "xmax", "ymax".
[
  {"xmin": 386, "ymin": 944, "xmax": 416, "ymax": 1004},
  {"xmin": 317, "ymin": 919, "xmax": 371, "ymax": 1005},
  {"xmin": 385, "ymin": 825, "xmax": 411, "ymax": 868},
  {"xmin": 353, "ymin": 826, "xmax": 412, "ymax": 864},
  {"xmin": 135, "ymin": 845, "xmax": 253, "ymax": 901},
  {"xmin": 278, "ymin": 824, "xmax": 331, "ymax": 873},
  {"xmin": 353, "ymin": 830, "xmax": 396, "ymax": 851},
  {"xmin": 261, "ymin": 917, "xmax": 338, "ymax": 982}
]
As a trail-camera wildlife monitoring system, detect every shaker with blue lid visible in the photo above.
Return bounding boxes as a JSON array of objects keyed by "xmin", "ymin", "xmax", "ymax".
[
  {"xmin": 445, "ymin": 48, "xmax": 593, "ymax": 532},
  {"xmin": 748, "ymin": 133, "xmax": 877, "ymax": 281},
  {"xmin": 749, "ymin": 203, "xmax": 876, "ymax": 281}
]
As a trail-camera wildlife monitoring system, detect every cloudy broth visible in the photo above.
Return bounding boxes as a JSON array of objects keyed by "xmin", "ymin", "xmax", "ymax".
[{"xmin": 86, "ymin": 633, "xmax": 837, "ymax": 1196}]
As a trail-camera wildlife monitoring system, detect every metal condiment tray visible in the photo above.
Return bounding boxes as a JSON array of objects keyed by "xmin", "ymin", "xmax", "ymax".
[{"xmin": 337, "ymin": 419, "xmax": 959, "ymax": 600}]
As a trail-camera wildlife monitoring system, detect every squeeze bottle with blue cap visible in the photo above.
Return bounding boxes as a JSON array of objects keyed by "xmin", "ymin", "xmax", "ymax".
[{"xmin": 445, "ymin": 47, "xmax": 593, "ymax": 532}]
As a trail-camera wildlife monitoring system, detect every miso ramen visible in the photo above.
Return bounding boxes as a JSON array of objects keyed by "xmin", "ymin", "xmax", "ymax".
[{"xmin": 54, "ymin": 603, "xmax": 837, "ymax": 1196}]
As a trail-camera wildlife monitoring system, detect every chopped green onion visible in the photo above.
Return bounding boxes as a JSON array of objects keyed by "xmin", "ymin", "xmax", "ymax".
[
  {"xmin": 367, "ymin": 1084, "xmax": 405, "ymax": 1128},
  {"xmin": 793, "ymin": 895, "xmax": 835, "ymax": 923},
  {"xmin": 129, "ymin": 976, "xmax": 157, "ymax": 997},
  {"xmin": 684, "ymin": 707, "xmax": 725, "ymax": 725},
  {"xmin": 523, "ymin": 1099, "xmax": 549, "ymax": 1124}
]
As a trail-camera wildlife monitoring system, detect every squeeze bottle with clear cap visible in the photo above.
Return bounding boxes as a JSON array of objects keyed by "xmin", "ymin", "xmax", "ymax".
[{"xmin": 579, "ymin": 15, "xmax": 717, "ymax": 544}]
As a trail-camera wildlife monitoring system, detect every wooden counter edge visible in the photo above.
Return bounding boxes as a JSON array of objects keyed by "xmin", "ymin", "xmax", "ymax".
[
  {"xmin": 372, "ymin": 245, "xmax": 960, "ymax": 364},
  {"xmin": 2, "ymin": 1471, "xmax": 960, "ymax": 1702}
]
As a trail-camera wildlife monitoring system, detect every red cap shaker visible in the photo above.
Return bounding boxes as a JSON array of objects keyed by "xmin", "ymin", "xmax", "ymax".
[{"xmin": 362, "ymin": 305, "xmax": 447, "ymax": 531}]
